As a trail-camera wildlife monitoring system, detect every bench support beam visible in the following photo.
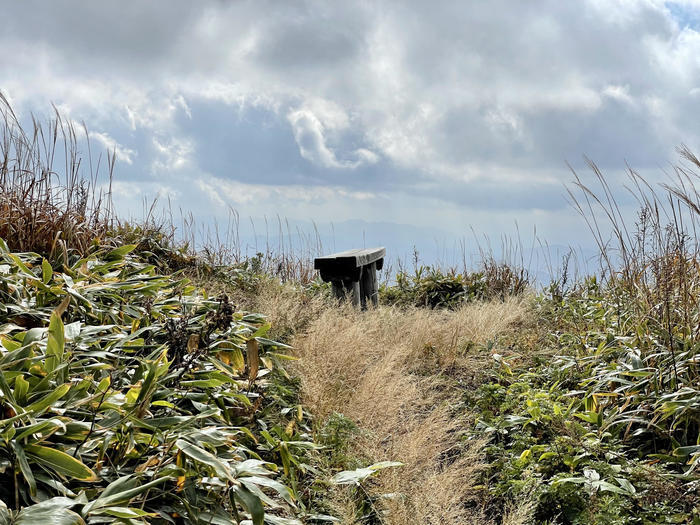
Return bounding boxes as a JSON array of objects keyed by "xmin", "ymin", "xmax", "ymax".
[
  {"xmin": 360, "ymin": 262, "xmax": 379, "ymax": 308},
  {"xmin": 331, "ymin": 279, "xmax": 361, "ymax": 307}
]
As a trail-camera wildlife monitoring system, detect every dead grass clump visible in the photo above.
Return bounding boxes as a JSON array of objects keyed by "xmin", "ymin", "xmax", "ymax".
[
  {"xmin": 377, "ymin": 409, "xmax": 489, "ymax": 525},
  {"xmin": 500, "ymin": 486, "xmax": 538, "ymax": 525},
  {"xmin": 242, "ymin": 279, "xmax": 333, "ymax": 342},
  {"xmin": 291, "ymin": 297, "xmax": 531, "ymax": 525},
  {"xmin": 0, "ymin": 93, "xmax": 115, "ymax": 259}
]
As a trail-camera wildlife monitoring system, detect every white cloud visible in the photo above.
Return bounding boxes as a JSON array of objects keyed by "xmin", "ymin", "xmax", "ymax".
[
  {"xmin": 198, "ymin": 176, "xmax": 380, "ymax": 208},
  {"xmin": 602, "ymin": 84, "xmax": 635, "ymax": 106},
  {"xmin": 90, "ymin": 131, "xmax": 137, "ymax": 164},
  {"xmin": 151, "ymin": 135, "xmax": 194, "ymax": 173},
  {"xmin": 287, "ymin": 107, "xmax": 379, "ymax": 169}
]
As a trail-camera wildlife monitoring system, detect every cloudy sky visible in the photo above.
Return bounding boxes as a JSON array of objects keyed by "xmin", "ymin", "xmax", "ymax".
[{"xmin": 3, "ymin": 0, "xmax": 700, "ymax": 264}]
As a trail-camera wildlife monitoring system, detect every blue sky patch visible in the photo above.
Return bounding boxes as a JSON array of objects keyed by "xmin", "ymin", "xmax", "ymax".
[{"xmin": 666, "ymin": 2, "xmax": 700, "ymax": 30}]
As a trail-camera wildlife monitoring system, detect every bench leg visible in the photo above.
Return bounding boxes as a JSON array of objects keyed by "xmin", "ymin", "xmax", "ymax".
[
  {"xmin": 332, "ymin": 279, "xmax": 360, "ymax": 307},
  {"xmin": 360, "ymin": 262, "xmax": 378, "ymax": 309}
]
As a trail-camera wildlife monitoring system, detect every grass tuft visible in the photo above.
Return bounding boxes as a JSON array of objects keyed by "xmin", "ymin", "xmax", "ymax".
[{"xmin": 0, "ymin": 93, "xmax": 115, "ymax": 260}]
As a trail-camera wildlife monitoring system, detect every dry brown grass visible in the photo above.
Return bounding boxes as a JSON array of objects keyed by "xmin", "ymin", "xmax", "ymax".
[
  {"xmin": 290, "ymin": 297, "xmax": 532, "ymax": 525},
  {"xmin": 500, "ymin": 492, "xmax": 538, "ymax": 525},
  {"xmin": 0, "ymin": 93, "xmax": 115, "ymax": 259}
]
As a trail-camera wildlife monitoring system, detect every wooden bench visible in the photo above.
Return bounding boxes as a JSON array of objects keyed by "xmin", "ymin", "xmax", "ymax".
[{"xmin": 314, "ymin": 247, "xmax": 385, "ymax": 308}]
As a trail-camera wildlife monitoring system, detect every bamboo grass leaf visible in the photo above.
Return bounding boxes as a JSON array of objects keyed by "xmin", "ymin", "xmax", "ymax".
[
  {"xmin": 24, "ymin": 444, "xmax": 97, "ymax": 481},
  {"xmin": 42, "ymin": 259, "xmax": 53, "ymax": 284},
  {"xmin": 12, "ymin": 441, "xmax": 37, "ymax": 497},
  {"xmin": 25, "ymin": 383, "xmax": 70, "ymax": 415},
  {"xmin": 15, "ymin": 498, "xmax": 85, "ymax": 525},
  {"xmin": 175, "ymin": 438, "xmax": 235, "ymax": 481},
  {"xmin": 83, "ymin": 476, "xmax": 171, "ymax": 514},
  {"xmin": 46, "ymin": 312, "xmax": 65, "ymax": 374},
  {"xmin": 233, "ymin": 484, "xmax": 264, "ymax": 525}
]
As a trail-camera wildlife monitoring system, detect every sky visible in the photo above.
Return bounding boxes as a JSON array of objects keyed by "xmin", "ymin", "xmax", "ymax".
[{"xmin": 3, "ymin": 0, "xmax": 700, "ymax": 268}]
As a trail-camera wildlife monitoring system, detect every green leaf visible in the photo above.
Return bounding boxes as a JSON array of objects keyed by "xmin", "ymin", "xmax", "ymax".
[
  {"xmin": 234, "ymin": 484, "xmax": 264, "ymax": 525},
  {"xmin": 13, "ymin": 375, "xmax": 29, "ymax": 405},
  {"xmin": 151, "ymin": 400, "xmax": 174, "ymax": 408},
  {"xmin": 250, "ymin": 322, "xmax": 271, "ymax": 339},
  {"xmin": 25, "ymin": 383, "xmax": 70, "ymax": 415},
  {"xmin": 615, "ymin": 477, "xmax": 636, "ymax": 495},
  {"xmin": 83, "ymin": 475, "xmax": 170, "ymax": 514},
  {"xmin": 93, "ymin": 507, "xmax": 156, "ymax": 519},
  {"xmin": 256, "ymin": 337, "xmax": 292, "ymax": 349},
  {"xmin": 554, "ymin": 476, "xmax": 586, "ymax": 485},
  {"xmin": 24, "ymin": 444, "xmax": 97, "ymax": 481},
  {"xmin": 105, "ymin": 245, "xmax": 136, "ymax": 261},
  {"xmin": 230, "ymin": 347, "xmax": 246, "ymax": 371},
  {"xmin": 15, "ymin": 418, "xmax": 66, "ymax": 442},
  {"xmin": 175, "ymin": 438, "xmax": 234, "ymax": 481},
  {"xmin": 242, "ymin": 475, "xmax": 295, "ymax": 505},
  {"xmin": 15, "ymin": 498, "xmax": 85, "ymax": 525},
  {"xmin": 674, "ymin": 445, "xmax": 700, "ymax": 457},
  {"xmin": 81, "ymin": 476, "xmax": 138, "ymax": 515},
  {"xmin": 331, "ymin": 461, "xmax": 403, "ymax": 485},
  {"xmin": 0, "ymin": 370, "xmax": 17, "ymax": 405},
  {"xmin": 12, "ymin": 442, "xmax": 37, "ymax": 497},
  {"xmin": 0, "ymin": 500, "xmax": 10, "ymax": 525},
  {"xmin": 7, "ymin": 254, "xmax": 38, "ymax": 280},
  {"xmin": 574, "ymin": 410, "xmax": 602, "ymax": 426},
  {"xmin": 46, "ymin": 312, "xmax": 66, "ymax": 374},
  {"xmin": 594, "ymin": 480, "xmax": 628, "ymax": 494},
  {"xmin": 42, "ymin": 259, "xmax": 53, "ymax": 284},
  {"xmin": 181, "ymin": 379, "xmax": 226, "ymax": 388}
]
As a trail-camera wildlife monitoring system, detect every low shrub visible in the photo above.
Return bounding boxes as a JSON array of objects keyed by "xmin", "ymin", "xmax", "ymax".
[
  {"xmin": 380, "ymin": 263, "xmax": 529, "ymax": 308},
  {"xmin": 469, "ymin": 286, "xmax": 700, "ymax": 524},
  {"xmin": 0, "ymin": 238, "xmax": 318, "ymax": 524}
]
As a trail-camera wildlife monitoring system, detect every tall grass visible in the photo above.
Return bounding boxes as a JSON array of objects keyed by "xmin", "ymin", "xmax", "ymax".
[
  {"xmin": 0, "ymin": 94, "xmax": 324, "ymax": 282},
  {"xmin": 0, "ymin": 93, "xmax": 115, "ymax": 260},
  {"xmin": 564, "ymin": 149, "xmax": 700, "ymax": 470},
  {"xmin": 181, "ymin": 209, "xmax": 324, "ymax": 283}
]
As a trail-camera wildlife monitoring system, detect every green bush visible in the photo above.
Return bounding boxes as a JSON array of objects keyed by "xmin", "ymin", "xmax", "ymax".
[
  {"xmin": 380, "ymin": 262, "xmax": 528, "ymax": 308},
  {"xmin": 380, "ymin": 267, "xmax": 481, "ymax": 308},
  {"xmin": 0, "ymin": 238, "xmax": 318, "ymax": 524},
  {"xmin": 468, "ymin": 284, "xmax": 700, "ymax": 524}
]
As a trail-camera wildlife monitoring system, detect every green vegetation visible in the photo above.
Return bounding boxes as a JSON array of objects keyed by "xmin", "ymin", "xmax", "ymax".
[
  {"xmin": 0, "ymin": 99, "xmax": 330, "ymax": 524},
  {"xmin": 0, "ymin": 239, "xmax": 324, "ymax": 524},
  {"xmin": 380, "ymin": 258, "xmax": 529, "ymax": 308},
  {"xmin": 468, "ymin": 281, "xmax": 700, "ymax": 523},
  {"xmin": 462, "ymin": 157, "xmax": 700, "ymax": 524}
]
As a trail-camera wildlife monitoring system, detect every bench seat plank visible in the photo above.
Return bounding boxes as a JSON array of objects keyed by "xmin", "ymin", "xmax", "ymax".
[{"xmin": 314, "ymin": 247, "xmax": 385, "ymax": 272}]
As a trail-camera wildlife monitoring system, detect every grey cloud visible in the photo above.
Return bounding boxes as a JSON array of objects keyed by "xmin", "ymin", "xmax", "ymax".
[
  {"xmin": 2, "ymin": 0, "xmax": 700, "ymax": 253},
  {"xmin": 1, "ymin": 1, "xmax": 200, "ymax": 71},
  {"xmin": 176, "ymin": 100, "xmax": 311, "ymax": 185},
  {"xmin": 252, "ymin": 3, "xmax": 368, "ymax": 70}
]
